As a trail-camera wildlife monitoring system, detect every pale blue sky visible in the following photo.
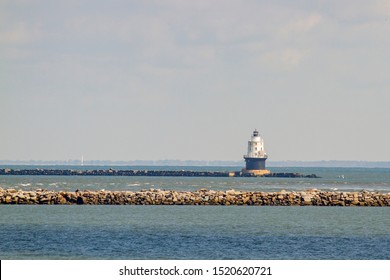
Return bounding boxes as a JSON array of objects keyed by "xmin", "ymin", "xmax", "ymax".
[{"xmin": 1, "ymin": 0, "xmax": 389, "ymax": 161}]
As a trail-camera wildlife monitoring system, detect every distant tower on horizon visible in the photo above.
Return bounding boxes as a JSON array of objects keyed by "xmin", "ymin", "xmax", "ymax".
[
  {"xmin": 242, "ymin": 129, "xmax": 270, "ymax": 176},
  {"xmin": 81, "ymin": 155, "xmax": 84, "ymax": 166}
]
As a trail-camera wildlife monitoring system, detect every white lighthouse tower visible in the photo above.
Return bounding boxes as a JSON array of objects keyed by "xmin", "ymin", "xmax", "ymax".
[{"xmin": 242, "ymin": 129, "xmax": 270, "ymax": 176}]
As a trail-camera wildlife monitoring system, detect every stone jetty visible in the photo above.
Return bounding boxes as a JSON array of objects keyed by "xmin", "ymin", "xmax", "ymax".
[
  {"xmin": 0, "ymin": 168, "xmax": 319, "ymax": 178},
  {"xmin": 1, "ymin": 189, "xmax": 389, "ymax": 206}
]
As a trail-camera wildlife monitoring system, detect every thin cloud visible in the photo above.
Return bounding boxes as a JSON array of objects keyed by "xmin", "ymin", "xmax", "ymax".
[
  {"xmin": 279, "ymin": 14, "xmax": 322, "ymax": 38},
  {"xmin": 0, "ymin": 22, "xmax": 43, "ymax": 44},
  {"xmin": 262, "ymin": 49, "xmax": 305, "ymax": 70}
]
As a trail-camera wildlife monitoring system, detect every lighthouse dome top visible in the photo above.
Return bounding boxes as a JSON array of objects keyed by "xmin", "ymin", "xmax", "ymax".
[{"xmin": 253, "ymin": 129, "xmax": 259, "ymax": 137}]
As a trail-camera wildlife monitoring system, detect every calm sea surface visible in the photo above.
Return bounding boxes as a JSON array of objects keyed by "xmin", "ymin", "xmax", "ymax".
[{"xmin": 1, "ymin": 166, "xmax": 390, "ymax": 259}]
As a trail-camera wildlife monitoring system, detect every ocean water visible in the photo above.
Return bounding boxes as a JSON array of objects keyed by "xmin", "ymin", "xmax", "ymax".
[
  {"xmin": 1, "ymin": 166, "xmax": 390, "ymax": 193},
  {"xmin": 1, "ymin": 166, "xmax": 390, "ymax": 260}
]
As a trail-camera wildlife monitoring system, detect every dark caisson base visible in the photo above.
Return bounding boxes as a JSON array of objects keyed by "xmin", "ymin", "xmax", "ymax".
[{"xmin": 244, "ymin": 157, "xmax": 267, "ymax": 170}]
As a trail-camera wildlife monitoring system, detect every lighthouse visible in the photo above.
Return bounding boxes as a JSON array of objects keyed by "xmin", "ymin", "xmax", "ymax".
[{"xmin": 242, "ymin": 129, "xmax": 270, "ymax": 176}]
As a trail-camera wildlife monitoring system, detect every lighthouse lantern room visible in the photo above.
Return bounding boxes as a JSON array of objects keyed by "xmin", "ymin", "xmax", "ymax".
[{"xmin": 242, "ymin": 129, "xmax": 270, "ymax": 176}]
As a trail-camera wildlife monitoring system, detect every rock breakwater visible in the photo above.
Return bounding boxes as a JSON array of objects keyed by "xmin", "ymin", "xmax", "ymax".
[
  {"xmin": 1, "ymin": 189, "xmax": 389, "ymax": 206},
  {"xmin": 0, "ymin": 168, "xmax": 319, "ymax": 178}
]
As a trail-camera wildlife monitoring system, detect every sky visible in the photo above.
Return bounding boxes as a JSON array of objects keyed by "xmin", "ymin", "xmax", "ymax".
[{"xmin": 1, "ymin": 0, "xmax": 389, "ymax": 162}]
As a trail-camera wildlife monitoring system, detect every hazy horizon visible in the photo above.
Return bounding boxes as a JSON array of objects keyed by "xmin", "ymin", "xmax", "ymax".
[
  {"xmin": 1, "ymin": 159, "xmax": 390, "ymax": 168},
  {"xmin": 2, "ymin": 1, "xmax": 389, "ymax": 162}
]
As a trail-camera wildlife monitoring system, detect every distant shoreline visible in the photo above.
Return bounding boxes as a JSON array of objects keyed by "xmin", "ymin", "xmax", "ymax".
[{"xmin": 1, "ymin": 160, "xmax": 390, "ymax": 168}]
